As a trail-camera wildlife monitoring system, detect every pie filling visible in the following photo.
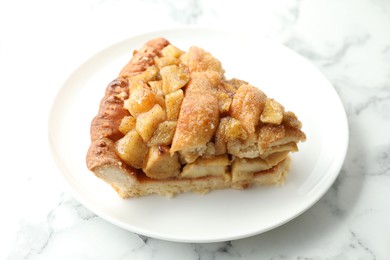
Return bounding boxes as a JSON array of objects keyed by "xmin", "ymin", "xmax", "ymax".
[{"xmin": 112, "ymin": 43, "xmax": 306, "ymax": 185}]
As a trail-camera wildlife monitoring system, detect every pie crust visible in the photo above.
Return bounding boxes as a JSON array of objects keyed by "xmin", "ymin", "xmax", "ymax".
[{"xmin": 86, "ymin": 38, "xmax": 306, "ymax": 198}]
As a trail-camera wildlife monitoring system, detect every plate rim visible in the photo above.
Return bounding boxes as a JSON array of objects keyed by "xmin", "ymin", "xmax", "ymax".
[{"xmin": 48, "ymin": 27, "xmax": 349, "ymax": 243}]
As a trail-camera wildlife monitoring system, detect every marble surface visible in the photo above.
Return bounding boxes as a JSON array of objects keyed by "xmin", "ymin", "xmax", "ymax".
[{"xmin": 1, "ymin": 0, "xmax": 389, "ymax": 259}]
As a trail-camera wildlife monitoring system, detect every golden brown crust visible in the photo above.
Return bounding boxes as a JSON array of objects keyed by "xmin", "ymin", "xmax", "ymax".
[
  {"xmin": 119, "ymin": 38, "xmax": 170, "ymax": 78},
  {"xmin": 90, "ymin": 78, "xmax": 130, "ymax": 142},
  {"xmin": 87, "ymin": 138, "xmax": 122, "ymax": 170},
  {"xmin": 171, "ymin": 47, "xmax": 224, "ymax": 159},
  {"xmin": 86, "ymin": 78, "xmax": 132, "ymax": 180},
  {"xmin": 170, "ymin": 74, "xmax": 219, "ymax": 154},
  {"xmin": 230, "ymin": 84, "xmax": 267, "ymax": 134},
  {"xmin": 181, "ymin": 46, "xmax": 224, "ymax": 75}
]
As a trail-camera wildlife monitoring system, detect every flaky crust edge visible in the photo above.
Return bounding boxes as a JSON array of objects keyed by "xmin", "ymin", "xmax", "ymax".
[{"xmin": 86, "ymin": 38, "xmax": 170, "ymax": 198}]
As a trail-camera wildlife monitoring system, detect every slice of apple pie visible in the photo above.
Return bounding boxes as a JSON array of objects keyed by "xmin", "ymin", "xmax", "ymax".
[{"xmin": 86, "ymin": 38, "xmax": 306, "ymax": 198}]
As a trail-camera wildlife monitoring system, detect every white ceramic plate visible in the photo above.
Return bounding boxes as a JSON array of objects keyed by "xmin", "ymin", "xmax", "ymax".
[{"xmin": 48, "ymin": 28, "xmax": 348, "ymax": 243}]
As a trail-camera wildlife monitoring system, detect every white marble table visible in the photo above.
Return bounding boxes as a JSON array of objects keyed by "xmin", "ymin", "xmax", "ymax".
[{"xmin": 1, "ymin": 0, "xmax": 389, "ymax": 259}]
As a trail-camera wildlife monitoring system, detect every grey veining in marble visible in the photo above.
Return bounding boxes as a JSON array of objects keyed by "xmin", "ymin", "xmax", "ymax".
[{"xmin": 2, "ymin": 0, "xmax": 390, "ymax": 259}]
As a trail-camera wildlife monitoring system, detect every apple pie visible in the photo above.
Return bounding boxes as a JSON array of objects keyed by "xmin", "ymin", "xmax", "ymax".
[{"xmin": 86, "ymin": 38, "xmax": 306, "ymax": 198}]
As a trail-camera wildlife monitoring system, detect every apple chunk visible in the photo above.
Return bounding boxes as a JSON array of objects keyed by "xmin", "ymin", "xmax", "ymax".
[
  {"xmin": 136, "ymin": 104, "xmax": 167, "ymax": 142},
  {"xmin": 115, "ymin": 129, "xmax": 148, "ymax": 169},
  {"xmin": 142, "ymin": 146, "xmax": 181, "ymax": 179}
]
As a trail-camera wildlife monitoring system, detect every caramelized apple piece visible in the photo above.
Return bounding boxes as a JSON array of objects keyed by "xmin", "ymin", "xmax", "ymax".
[
  {"xmin": 231, "ymin": 152, "xmax": 289, "ymax": 186},
  {"xmin": 260, "ymin": 98, "xmax": 284, "ymax": 125},
  {"xmin": 165, "ymin": 89, "xmax": 184, "ymax": 120},
  {"xmin": 142, "ymin": 146, "xmax": 181, "ymax": 179},
  {"xmin": 203, "ymin": 115, "xmax": 250, "ymax": 155},
  {"xmin": 154, "ymin": 56, "xmax": 180, "ymax": 68},
  {"xmin": 148, "ymin": 121, "xmax": 177, "ymax": 146},
  {"xmin": 282, "ymin": 111, "xmax": 302, "ymax": 129},
  {"xmin": 136, "ymin": 104, "xmax": 167, "ymax": 142},
  {"xmin": 231, "ymin": 157, "xmax": 269, "ymax": 189},
  {"xmin": 128, "ymin": 65, "xmax": 159, "ymax": 82},
  {"xmin": 232, "ymin": 157, "xmax": 270, "ymax": 174},
  {"xmin": 160, "ymin": 65, "xmax": 190, "ymax": 95},
  {"xmin": 223, "ymin": 78, "xmax": 247, "ymax": 92},
  {"xmin": 118, "ymin": 115, "xmax": 136, "ymax": 135},
  {"xmin": 224, "ymin": 117, "xmax": 248, "ymax": 141},
  {"xmin": 124, "ymin": 85, "xmax": 165, "ymax": 117},
  {"xmin": 215, "ymin": 117, "xmax": 229, "ymax": 155},
  {"xmin": 115, "ymin": 129, "xmax": 148, "ymax": 169},
  {"xmin": 162, "ymin": 44, "xmax": 184, "ymax": 58},
  {"xmin": 148, "ymin": 80, "xmax": 163, "ymax": 96},
  {"xmin": 218, "ymin": 87, "xmax": 233, "ymax": 116},
  {"xmin": 263, "ymin": 151, "xmax": 289, "ymax": 166}
]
